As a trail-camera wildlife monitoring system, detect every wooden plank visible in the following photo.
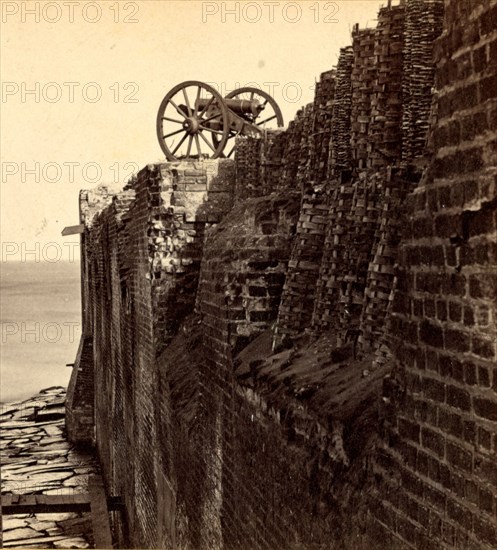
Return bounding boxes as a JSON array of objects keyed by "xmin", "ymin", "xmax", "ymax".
[
  {"xmin": 88, "ymin": 475, "xmax": 113, "ymax": 549},
  {"xmin": 1, "ymin": 494, "xmax": 91, "ymax": 515},
  {"xmin": 2, "ymin": 493, "xmax": 122, "ymax": 513},
  {"xmin": 20, "ymin": 495, "xmax": 37, "ymax": 507}
]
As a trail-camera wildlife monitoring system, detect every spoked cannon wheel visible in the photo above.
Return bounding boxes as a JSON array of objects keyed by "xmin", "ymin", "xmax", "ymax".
[
  {"xmin": 212, "ymin": 87, "xmax": 285, "ymax": 158},
  {"xmin": 157, "ymin": 81, "xmax": 230, "ymax": 161}
]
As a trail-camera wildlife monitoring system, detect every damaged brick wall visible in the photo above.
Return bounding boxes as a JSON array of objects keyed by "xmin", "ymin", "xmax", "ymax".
[
  {"xmin": 179, "ymin": 1, "xmax": 448, "ymax": 546},
  {"xmin": 402, "ymin": 0, "xmax": 445, "ymax": 163},
  {"xmin": 276, "ymin": 0, "xmax": 444, "ymax": 353},
  {"xmin": 167, "ymin": 194, "xmax": 306, "ymax": 549},
  {"xmin": 65, "ymin": 184, "xmax": 120, "ymax": 445},
  {"xmin": 168, "ymin": 188, "xmax": 384, "ymax": 550},
  {"xmin": 329, "ymin": 47, "xmax": 354, "ymax": 176},
  {"xmin": 273, "ymin": 187, "xmax": 329, "ymax": 346},
  {"xmin": 68, "ymin": 1, "xmax": 496, "ymax": 549},
  {"xmin": 67, "ymin": 161, "xmax": 235, "ymax": 548},
  {"xmin": 350, "ymin": 26, "xmax": 375, "ymax": 171},
  {"xmin": 368, "ymin": 3, "xmax": 405, "ymax": 170},
  {"xmin": 373, "ymin": 0, "xmax": 497, "ymax": 547}
]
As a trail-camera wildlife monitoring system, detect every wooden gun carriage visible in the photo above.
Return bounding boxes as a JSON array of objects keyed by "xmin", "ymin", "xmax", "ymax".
[{"xmin": 157, "ymin": 80, "xmax": 284, "ymax": 160}]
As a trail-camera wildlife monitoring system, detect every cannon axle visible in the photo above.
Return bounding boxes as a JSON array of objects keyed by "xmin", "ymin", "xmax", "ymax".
[{"xmin": 182, "ymin": 117, "xmax": 201, "ymax": 134}]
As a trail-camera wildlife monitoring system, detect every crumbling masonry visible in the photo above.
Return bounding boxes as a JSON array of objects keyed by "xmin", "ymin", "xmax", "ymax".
[{"xmin": 66, "ymin": 0, "xmax": 497, "ymax": 548}]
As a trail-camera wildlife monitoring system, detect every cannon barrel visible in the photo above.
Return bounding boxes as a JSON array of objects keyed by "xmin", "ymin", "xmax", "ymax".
[{"xmin": 196, "ymin": 97, "xmax": 262, "ymax": 117}]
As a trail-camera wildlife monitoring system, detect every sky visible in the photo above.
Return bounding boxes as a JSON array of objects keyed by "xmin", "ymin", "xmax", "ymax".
[{"xmin": 0, "ymin": 0, "xmax": 390, "ymax": 261}]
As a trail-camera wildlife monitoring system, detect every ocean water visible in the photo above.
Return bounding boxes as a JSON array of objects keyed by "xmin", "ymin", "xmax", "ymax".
[{"xmin": 0, "ymin": 261, "xmax": 82, "ymax": 402}]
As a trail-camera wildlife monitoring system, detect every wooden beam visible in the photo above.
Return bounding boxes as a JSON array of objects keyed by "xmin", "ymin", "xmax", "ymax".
[
  {"xmin": 1, "ymin": 493, "xmax": 123, "ymax": 515},
  {"xmin": 62, "ymin": 224, "xmax": 84, "ymax": 236},
  {"xmin": 88, "ymin": 475, "xmax": 113, "ymax": 549},
  {"xmin": 108, "ymin": 495, "xmax": 125, "ymax": 512},
  {"xmin": 1, "ymin": 494, "xmax": 91, "ymax": 515}
]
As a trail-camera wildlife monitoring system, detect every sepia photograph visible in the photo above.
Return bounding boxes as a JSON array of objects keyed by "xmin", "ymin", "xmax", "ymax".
[{"xmin": 1, "ymin": 0, "xmax": 496, "ymax": 548}]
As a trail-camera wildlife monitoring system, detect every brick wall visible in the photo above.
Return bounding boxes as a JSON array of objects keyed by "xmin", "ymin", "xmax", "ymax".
[
  {"xmin": 175, "ymin": 193, "xmax": 306, "ymax": 548},
  {"xmin": 67, "ymin": 160, "xmax": 235, "ymax": 548},
  {"xmin": 65, "ymin": 335, "xmax": 94, "ymax": 445},
  {"xmin": 372, "ymin": 0, "xmax": 497, "ymax": 548},
  {"xmin": 65, "ymin": 184, "xmax": 120, "ymax": 446}
]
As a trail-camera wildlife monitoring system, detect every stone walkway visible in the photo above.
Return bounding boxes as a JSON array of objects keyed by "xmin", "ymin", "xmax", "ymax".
[{"xmin": 1, "ymin": 387, "xmax": 97, "ymax": 548}]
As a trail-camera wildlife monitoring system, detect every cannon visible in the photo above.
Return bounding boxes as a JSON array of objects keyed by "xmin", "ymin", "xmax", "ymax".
[{"xmin": 156, "ymin": 80, "xmax": 284, "ymax": 161}]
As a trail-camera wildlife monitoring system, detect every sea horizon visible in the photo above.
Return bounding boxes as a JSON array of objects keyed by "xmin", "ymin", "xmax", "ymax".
[{"xmin": 0, "ymin": 260, "xmax": 82, "ymax": 403}]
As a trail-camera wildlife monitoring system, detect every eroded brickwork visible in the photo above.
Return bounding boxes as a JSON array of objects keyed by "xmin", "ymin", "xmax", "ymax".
[
  {"xmin": 273, "ymin": 187, "xmax": 329, "ymax": 346},
  {"xmin": 402, "ymin": 0, "xmax": 445, "ymax": 163}
]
